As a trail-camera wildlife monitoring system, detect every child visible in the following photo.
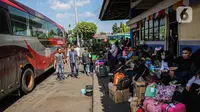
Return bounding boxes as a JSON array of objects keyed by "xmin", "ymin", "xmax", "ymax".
[
  {"xmin": 54, "ymin": 47, "xmax": 66, "ymax": 81},
  {"xmin": 183, "ymin": 70, "xmax": 200, "ymax": 112}
]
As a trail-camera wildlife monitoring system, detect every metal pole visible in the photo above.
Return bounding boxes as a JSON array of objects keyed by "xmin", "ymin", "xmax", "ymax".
[{"xmin": 74, "ymin": 0, "xmax": 80, "ymax": 46}]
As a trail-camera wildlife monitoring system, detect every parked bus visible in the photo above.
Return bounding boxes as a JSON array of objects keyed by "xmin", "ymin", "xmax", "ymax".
[
  {"xmin": 0, "ymin": 0, "xmax": 66, "ymax": 100},
  {"xmin": 108, "ymin": 33, "xmax": 130, "ymax": 44}
]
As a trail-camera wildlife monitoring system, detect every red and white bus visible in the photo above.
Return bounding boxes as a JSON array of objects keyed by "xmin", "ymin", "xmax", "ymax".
[{"xmin": 0, "ymin": 0, "xmax": 66, "ymax": 100}]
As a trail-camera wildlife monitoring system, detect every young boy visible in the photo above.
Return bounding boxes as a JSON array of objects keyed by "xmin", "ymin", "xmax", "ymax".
[
  {"xmin": 169, "ymin": 47, "xmax": 193, "ymax": 84},
  {"xmin": 54, "ymin": 47, "xmax": 66, "ymax": 81}
]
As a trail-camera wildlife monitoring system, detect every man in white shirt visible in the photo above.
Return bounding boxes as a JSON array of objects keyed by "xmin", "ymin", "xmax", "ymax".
[{"xmin": 75, "ymin": 45, "xmax": 81, "ymax": 57}]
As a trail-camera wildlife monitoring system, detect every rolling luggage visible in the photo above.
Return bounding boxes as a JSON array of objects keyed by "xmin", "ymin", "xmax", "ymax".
[{"xmin": 162, "ymin": 102, "xmax": 186, "ymax": 112}]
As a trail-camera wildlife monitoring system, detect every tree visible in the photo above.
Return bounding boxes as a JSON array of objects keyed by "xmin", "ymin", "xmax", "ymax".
[
  {"xmin": 112, "ymin": 23, "xmax": 119, "ymax": 34},
  {"xmin": 119, "ymin": 22, "xmax": 130, "ymax": 33},
  {"xmin": 73, "ymin": 22, "xmax": 97, "ymax": 40},
  {"xmin": 100, "ymin": 32, "xmax": 106, "ymax": 35}
]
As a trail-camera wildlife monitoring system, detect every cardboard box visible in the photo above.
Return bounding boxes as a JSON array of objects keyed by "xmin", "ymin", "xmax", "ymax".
[
  {"xmin": 108, "ymin": 84, "xmax": 129, "ymax": 103},
  {"xmin": 133, "ymin": 81, "xmax": 146, "ymax": 100},
  {"xmin": 130, "ymin": 97, "xmax": 141, "ymax": 112}
]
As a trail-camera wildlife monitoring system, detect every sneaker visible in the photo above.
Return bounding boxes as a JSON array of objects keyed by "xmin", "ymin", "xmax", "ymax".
[{"xmin": 128, "ymin": 97, "xmax": 133, "ymax": 102}]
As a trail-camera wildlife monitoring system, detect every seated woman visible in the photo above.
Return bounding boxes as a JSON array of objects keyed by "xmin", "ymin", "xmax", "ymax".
[{"xmin": 121, "ymin": 47, "xmax": 136, "ymax": 60}]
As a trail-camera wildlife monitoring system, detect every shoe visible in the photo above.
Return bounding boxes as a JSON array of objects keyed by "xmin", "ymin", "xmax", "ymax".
[
  {"xmin": 75, "ymin": 76, "xmax": 80, "ymax": 79},
  {"xmin": 128, "ymin": 97, "xmax": 133, "ymax": 102}
]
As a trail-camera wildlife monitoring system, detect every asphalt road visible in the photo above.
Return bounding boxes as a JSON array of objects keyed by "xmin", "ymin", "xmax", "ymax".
[{"xmin": 0, "ymin": 65, "xmax": 92, "ymax": 112}]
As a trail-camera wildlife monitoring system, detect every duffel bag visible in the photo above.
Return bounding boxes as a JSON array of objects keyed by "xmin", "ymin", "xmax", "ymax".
[{"xmin": 142, "ymin": 98, "xmax": 164, "ymax": 112}]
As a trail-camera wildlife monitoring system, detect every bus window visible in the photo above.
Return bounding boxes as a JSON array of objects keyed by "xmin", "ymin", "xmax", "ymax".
[
  {"xmin": 0, "ymin": 8, "xmax": 9, "ymax": 34},
  {"xmin": 57, "ymin": 28, "xmax": 63, "ymax": 38},
  {"xmin": 30, "ymin": 15, "xmax": 48, "ymax": 38},
  {"xmin": 8, "ymin": 6, "xmax": 30, "ymax": 36},
  {"xmin": 48, "ymin": 23, "xmax": 58, "ymax": 38}
]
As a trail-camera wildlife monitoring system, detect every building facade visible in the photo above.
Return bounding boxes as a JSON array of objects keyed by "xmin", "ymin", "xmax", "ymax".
[
  {"xmin": 99, "ymin": 0, "xmax": 200, "ymax": 56},
  {"xmin": 127, "ymin": 0, "xmax": 200, "ymax": 56}
]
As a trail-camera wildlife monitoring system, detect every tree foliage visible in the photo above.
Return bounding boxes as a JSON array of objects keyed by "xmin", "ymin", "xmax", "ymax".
[
  {"xmin": 100, "ymin": 32, "xmax": 106, "ymax": 35},
  {"xmin": 112, "ymin": 22, "xmax": 130, "ymax": 34},
  {"xmin": 73, "ymin": 22, "xmax": 97, "ymax": 40}
]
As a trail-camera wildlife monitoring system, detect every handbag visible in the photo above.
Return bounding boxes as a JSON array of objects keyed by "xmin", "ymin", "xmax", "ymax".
[{"xmin": 154, "ymin": 85, "xmax": 176, "ymax": 102}]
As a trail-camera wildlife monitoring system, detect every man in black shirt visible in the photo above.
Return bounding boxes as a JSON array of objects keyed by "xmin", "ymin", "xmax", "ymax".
[{"xmin": 169, "ymin": 47, "xmax": 193, "ymax": 84}]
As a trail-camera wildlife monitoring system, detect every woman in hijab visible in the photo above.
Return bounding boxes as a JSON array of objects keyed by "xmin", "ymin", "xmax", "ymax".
[{"xmin": 108, "ymin": 41, "xmax": 118, "ymax": 73}]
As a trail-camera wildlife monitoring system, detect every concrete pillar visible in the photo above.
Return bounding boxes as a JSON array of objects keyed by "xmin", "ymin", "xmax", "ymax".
[{"xmin": 130, "ymin": 29, "xmax": 133, "ymax": 47}]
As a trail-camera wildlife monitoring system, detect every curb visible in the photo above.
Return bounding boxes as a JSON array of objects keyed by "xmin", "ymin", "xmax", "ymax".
[{"xmin": 92, "ymin": 73, "xmax": 104, "ymax": 112}]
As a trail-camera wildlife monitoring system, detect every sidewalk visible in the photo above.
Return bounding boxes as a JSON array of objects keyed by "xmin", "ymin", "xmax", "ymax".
[
  {"xmin": 4, "ymin": 64, "xmax": 92, "ymax": 112},
  {"xmin": 93, "ymin": 74, "xmax": 130, "ymax": 112}
]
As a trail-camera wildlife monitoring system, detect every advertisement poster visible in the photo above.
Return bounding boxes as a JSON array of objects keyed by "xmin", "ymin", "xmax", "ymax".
[{"xmin": 160, "ymin": 26, "xmax": 165, "ymax": 40}]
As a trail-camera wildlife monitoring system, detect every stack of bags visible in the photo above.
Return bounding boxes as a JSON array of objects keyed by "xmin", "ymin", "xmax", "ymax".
[
  {"xmin": 130, "ymin": 81, "xmax": 187, "ymax": 112},
  {"xmin": 108, "ymin": 72, "xmax": 131, "ymax": 103}
]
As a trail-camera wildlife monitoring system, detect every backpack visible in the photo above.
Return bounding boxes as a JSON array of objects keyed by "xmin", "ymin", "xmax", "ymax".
[
  {"xmin": 113, "ymin": 72, "xmax": 125, "ymax": 85},
  {"xmin": 117, "ymin": 76, "xmax": 131, "ymax": 90},
  {"xmin": 96, "ymin": 65, "xmax": 107, "ymax": 77},
  {"xmin": 82, "ymin": 52, "xmax": 90, "ymax": 64}
]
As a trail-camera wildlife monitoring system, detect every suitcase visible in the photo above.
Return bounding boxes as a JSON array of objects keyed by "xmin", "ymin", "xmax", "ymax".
[
  {"xmin": 162, "ymin": 103, "xmax": 186, "ymax": 112},
  {"xmin": 142, "ymin": 98, "xmax": 164, "ymax": 112}
]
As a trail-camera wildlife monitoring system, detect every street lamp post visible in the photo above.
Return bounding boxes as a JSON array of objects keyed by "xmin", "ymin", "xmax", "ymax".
[{"xmin": 73, "ymin": 0, "xmax": 80, "ymax": 46}]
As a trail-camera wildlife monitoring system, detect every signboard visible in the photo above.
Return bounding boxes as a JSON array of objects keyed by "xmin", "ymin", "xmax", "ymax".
[{"xmin": 130, "ymin": 23, "xmax": 138, "ymax": 29}]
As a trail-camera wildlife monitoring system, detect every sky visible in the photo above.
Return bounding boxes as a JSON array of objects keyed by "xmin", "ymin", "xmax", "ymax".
[{"xmin": 17, "ymin": 0, "xmax": 128, "ymax": 33}]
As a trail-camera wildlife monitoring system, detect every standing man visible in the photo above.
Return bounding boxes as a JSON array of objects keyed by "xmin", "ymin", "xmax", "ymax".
[
  {"xmin": 82, "ymin": 47, "xmax": 92, "ymax": 76},
  {"xmin": 54, "ymin": 47, "xmax": 66, "ymax": 81},
  {"xmin": 67, "ymin": 45, "xmax": 80, "ymax": 78}
]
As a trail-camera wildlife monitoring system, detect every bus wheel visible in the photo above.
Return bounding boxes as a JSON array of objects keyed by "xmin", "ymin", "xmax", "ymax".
[{"xmin": 21, "ymin": 68, "xmax": 35, "ymax": 94}]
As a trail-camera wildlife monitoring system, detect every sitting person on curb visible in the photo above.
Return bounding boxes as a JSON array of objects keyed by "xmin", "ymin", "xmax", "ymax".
[
  {"xmin": 183, "ymin": 69, "xmax": 200, "ymax": 112},
  {"xmin": 169, "ymin": 47, "xmax": 194, "ymax": 85},
  {"xmin": 120, "ymin": 47, "xmax": 136, "ymax": 61}
]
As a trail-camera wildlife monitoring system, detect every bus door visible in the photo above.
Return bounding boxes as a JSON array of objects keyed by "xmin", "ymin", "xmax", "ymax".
[{"xmin": 0, "ymin": 7, "xmax": 18, "ymax": 95}]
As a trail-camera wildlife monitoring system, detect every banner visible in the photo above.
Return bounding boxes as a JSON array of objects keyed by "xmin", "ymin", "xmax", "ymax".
[
  {"xmin": 148, "ymin": 15, "xmax": 153, "ymax": 20},
  {"xmin": 172, "ymin": 1, "xmax": 183, "ymax": 10}
]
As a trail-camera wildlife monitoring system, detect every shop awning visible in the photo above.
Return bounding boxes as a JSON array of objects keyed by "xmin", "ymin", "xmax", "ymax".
[
  {"xmin": 99, "ymin": 0, "xmax": 130, "ymax": 21},
  {"xmin": 99, "ymin": 0, "xmax": 163, "ymax": 21},
  {"xmin": 127, "ymin": 0, "xmax": 181, "ymax": 26}
]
